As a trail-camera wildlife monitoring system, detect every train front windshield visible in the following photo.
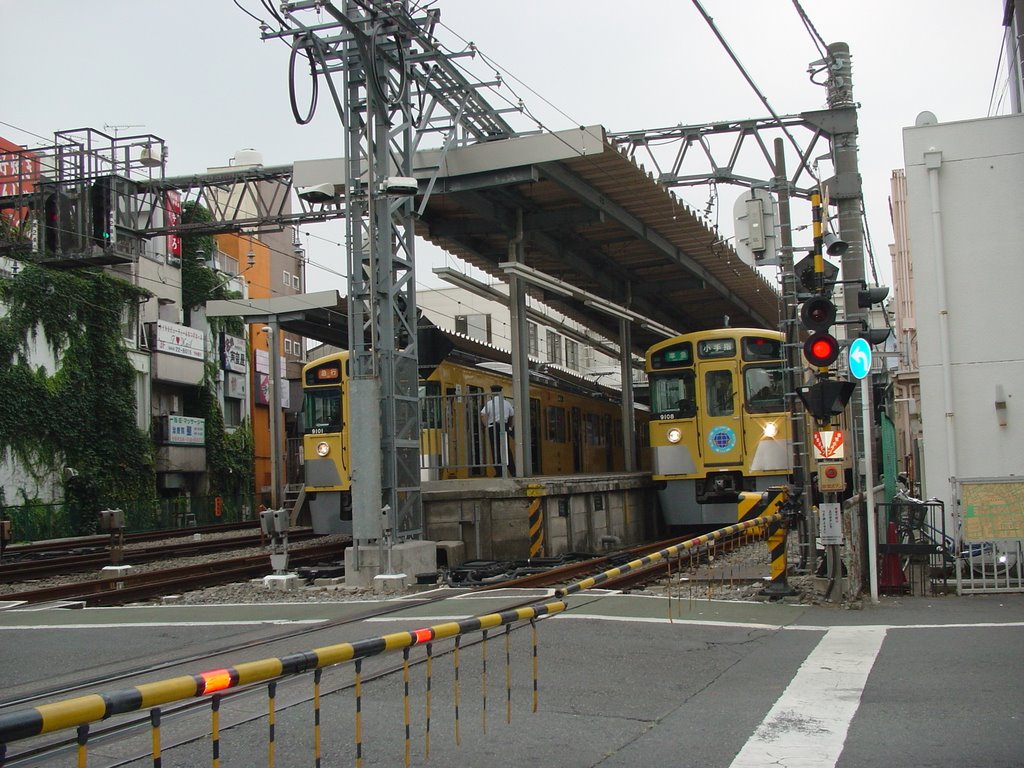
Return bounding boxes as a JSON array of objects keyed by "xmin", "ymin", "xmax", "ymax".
[
  {"xmin": 650, "ymin": 370, "xmax": 696, "ymax": 418},
  {"xmin": 303, "ymin": 389, "xmax": 341, "ymax": 434}
]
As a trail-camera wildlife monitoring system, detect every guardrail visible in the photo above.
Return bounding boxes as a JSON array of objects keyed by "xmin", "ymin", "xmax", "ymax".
[{"xmin": 0, "ymin": 510, "xmax": 785, "ymax": 766}]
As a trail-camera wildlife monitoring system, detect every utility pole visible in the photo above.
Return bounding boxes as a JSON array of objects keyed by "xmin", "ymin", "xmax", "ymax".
[
  {"xmin": 826, "ymin": 42, "xmax": 867, "ymax": 596},
  {"xmin": 773, "ymin": 138, "xmax": 814, "ymax": 569}
]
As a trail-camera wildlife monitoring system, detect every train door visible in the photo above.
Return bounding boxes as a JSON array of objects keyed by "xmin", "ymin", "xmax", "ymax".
[
  {"xmin": 571, "ymin": 406, "xmax": 583, "ymax": 473},
  {"xmin": 466, "ymin": 384, "xmax": 485, "ymax": 476},
  {"xmin": 529, "ymin": 397, "xmax": 541, "ymax": 476},
  {"xmin": 697, "ymin": 360, "xmax": 744, "ymax": 468}
]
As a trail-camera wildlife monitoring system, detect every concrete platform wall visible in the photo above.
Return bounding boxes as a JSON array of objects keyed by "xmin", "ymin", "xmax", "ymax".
[{"xmin": 422, "ymin": 473, "xmax": 658, "ymax": 562}]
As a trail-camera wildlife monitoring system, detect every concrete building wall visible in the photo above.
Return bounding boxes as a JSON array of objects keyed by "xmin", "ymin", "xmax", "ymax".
[{"xmin": 902, "ymin": 113, "xmax": 1024, "ymax": 515}]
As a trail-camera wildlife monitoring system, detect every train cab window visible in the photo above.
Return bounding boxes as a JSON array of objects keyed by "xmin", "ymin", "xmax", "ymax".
[
  {"xmin": 304, "ymin": 389, "xmax": 341, "ymax": 434},
  {"xmin": 744, "ymin": 364, "xmax": 786, "ymax": 413},
  {"xmin": 546, "ymin": 406, "xmax": 567, "ymax": 442},
  {"xmin": 649, "ymin": 371, "xmax": 696, "ymax": 417},
  {"xmin": 705, "ymin": 370, "xmax": 735, "ymax": 417}
]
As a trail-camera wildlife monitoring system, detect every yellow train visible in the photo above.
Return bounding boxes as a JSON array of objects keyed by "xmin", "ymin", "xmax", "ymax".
[
  {"xmin": 302, "ymin": 329, "xmax": 649, "ymax": 533},
  {"xmin": 646, "ymin": 328, "xmax": 792, "ymax": 527}
]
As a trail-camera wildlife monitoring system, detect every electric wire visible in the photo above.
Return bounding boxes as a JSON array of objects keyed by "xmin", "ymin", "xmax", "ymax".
[
  {"xmin": 790, "ymin": 0, "xmax": 829, "ymax": 59},
  {"xmin": 289, "ymin": 34, "xmax": 320, "ymax": 125},
  {"xmin": 690, "ymin": 0, "xmax": 818, "ymax": 188}
]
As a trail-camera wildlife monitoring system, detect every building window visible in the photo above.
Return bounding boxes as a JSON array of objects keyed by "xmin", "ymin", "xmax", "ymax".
[
  {"xmin": 528, "ymin": 322, "xmax": 539, "ymax": 356},
  {"xmin": 565, "ymin": 339, "xmax": 579, "ymax": 370},
  {"xmin": 292, "ymin": 273, "xmax": 300, "ymax": 290},
  {"xmin": 546, "ymin": 331, "xmax": 562, "ymax": 365},
  {"xmin": 455, "ymin": 313, "xmax": 492, "ymax": 343},
  {"xmin": 283, "ymin": 269, "xmax": 291, "ymax": 287},
  {"xmin": 223, "ymin": 398, "xmax": 243, "ymax": 428}
]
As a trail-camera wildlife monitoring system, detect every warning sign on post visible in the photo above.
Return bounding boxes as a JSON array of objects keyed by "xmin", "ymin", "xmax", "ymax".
[
  {"xmin": 818, "ymin": 502, "xmax": 843, "ymax": 545},
  {"xmin": 813, "ymin": 430, "xmax": 845, "ymax": 460}
]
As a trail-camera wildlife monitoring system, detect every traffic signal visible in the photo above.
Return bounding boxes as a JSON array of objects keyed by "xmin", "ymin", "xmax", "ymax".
[
  {"xmin": 90, "ymin": 177, "xmax": 114, "ymax": 246},
  {"xmin": 43, "ymin": 192, "xmax": 59, "ymax": 253},
  {"xmin": 797, "ymin": 379, "xmax": 857, "ymax": 423},
  {"xmin": 857, "ymin": 284, "xmax": 892, "ymax": 346},
  {"xmin": 800, "ymin": 296, "xmax": 840, "ymax": 368}
]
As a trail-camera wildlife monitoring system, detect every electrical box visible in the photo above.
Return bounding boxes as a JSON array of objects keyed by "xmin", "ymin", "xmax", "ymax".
[
  {"xmin": 0, "ymin": 519, "xmax": 11, "ymax": 544},
  {"xmin": 98, "ymin": 508, "xmax": 125, "ymax": 530},
  {"xmin": 745, "ymin": 198, "xmax": 766, "ymax": 251},
  {"xmin": 260, "ymin": 508, "xmax": 288, "ymax": 535}
]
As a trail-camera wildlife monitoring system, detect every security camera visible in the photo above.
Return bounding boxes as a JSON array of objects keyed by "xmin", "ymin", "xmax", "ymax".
[
  {"xmin": 261, "ymin": 326, "xmax": 271, "ymax": 334},
  {"xmin": 383, "ymin": 176, "xmax": 419, "ymax": 196},
  {"xmin": 296, "ymin": 182, "xmax": 337, "ymax": 204}
]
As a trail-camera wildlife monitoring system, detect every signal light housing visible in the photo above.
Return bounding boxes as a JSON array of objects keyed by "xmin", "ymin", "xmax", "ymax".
[
  {"xmin": 799, "ymin": 295, "xmax": 839, "ymax": 369},
  {"xmin": 797, "ymin": 379, "xmax": 857, "ymax": 423},
  {"xmin": 800, "ymin": 297, "xmax": 837, "ymax": 332},
  {"xmin": 803, "ymin": 332, "xmax": 840, "ymax": 368}
]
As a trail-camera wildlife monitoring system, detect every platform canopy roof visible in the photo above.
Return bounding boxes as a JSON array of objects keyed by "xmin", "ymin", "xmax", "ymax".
[{"xmin": 411, "ymin": 124, "xmax": 782, "ymax": 354}]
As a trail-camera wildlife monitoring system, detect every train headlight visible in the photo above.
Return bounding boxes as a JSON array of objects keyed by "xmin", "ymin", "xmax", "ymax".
[
  {"xmin": 316, "ymin": 441, "xmax": 330, "ymax": 457},
  {"xmin": 667, "ymin": 428, "xmax": 682, "ymax": 444},
  {"xmin": 762, "ymin": 421, "xmax": 779, "ymax": 439}
]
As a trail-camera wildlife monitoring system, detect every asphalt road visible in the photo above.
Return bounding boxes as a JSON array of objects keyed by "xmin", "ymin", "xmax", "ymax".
[{"xmin": 1, "ymin": 590, "xmax": 1022, "ymax": 767}]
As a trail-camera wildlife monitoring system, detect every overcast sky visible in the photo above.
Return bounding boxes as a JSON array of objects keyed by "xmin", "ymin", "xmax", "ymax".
[{"xmin": 1, "ymin": 1, "xmax": 1010, "ymax": 296}]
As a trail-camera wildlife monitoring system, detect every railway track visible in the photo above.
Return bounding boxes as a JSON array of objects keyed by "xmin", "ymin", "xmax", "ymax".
[
  {"xmin": 0, "ymin": 529, "xmax": 315, "ymax": 582},
  {"xmin": 0, "ymin": 521, "xmax": 260, "ymax": 560},
  {"xmin": 0, "ymin": 542, "xmax": 344, "ymax": 607}
]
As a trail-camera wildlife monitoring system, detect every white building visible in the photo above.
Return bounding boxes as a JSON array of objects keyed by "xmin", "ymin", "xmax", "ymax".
[{"xmin": 902, "ymin": 112, "xmax": 1024, "ymax": 539}]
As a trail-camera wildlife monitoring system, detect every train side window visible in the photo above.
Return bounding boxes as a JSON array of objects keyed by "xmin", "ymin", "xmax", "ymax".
[
  {"xmin": 546, "ymin": 406, "xmax": 566, "ymax": 442},
  {"xmin": 705, "ymin": 370, "xmax": 735, "ymax": 417}
]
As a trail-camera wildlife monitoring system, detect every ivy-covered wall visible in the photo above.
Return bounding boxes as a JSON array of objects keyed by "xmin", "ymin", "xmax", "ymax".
[{"xmin": 0, "ymin": 262, "xmax": 154, "ymax": 531}]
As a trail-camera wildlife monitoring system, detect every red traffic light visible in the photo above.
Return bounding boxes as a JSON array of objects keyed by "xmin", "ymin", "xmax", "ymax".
[{"xmin": 803, "ymin": 332, "xmax": 840, "ymax": 367}]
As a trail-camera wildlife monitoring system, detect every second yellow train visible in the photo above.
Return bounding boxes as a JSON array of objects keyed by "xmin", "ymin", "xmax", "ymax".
[
  {"xmin": 301, "ymin": 326, "xmax": 650, "ymax": 533},
  {"xmin": 646, "ymin": 327, "xmax": 792, "ymax": 527}
]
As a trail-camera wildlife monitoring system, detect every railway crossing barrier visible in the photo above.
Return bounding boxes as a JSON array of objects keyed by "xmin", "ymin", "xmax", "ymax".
[{"xmin": 0, "ymin": 508, "xmax": 789, "ymax": 765}]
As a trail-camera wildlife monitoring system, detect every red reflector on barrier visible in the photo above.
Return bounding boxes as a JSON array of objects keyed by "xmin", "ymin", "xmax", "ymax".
[
  {"xmin": 413, "ymin": 628, "xmax": 433, "ymax": 644},
  {"xmin": 201, "ymin": 669, "xmax": 233, "ymax": 694}
]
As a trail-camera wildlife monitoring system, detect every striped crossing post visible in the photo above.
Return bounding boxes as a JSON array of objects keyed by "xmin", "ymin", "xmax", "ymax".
[
  {"xmin": 759, "ymin": 517, "xmax": 799, "ymax": 598},
  {"xmin": 526, "ymin": 484, "xmax": 545, "ymax": 558}
]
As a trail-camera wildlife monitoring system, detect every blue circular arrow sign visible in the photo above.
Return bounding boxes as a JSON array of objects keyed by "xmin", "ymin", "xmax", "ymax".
[{"xmin": 849, "ymin": 337, "xmax": 872, "ymax": 379}]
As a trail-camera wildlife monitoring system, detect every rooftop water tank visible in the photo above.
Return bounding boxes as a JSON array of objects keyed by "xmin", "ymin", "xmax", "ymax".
[{"xmin": 232, "ymin": 148, "xmax": 264, "ymax": 168}]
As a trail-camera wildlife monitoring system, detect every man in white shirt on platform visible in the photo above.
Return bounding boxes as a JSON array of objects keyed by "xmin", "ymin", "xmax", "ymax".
[{"xmin": 480, "ymin": 384, "xmax": 515, "ymax": 477}]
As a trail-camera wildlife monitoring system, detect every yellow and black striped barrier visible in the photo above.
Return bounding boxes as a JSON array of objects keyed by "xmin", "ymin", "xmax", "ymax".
[
  {"xmin": 526, "ymin": 484, "xmax": 546, "ymax": 558},
  {"xmin": 0, "ymin": 486, "xmax": 797, "ymax": 762},
  {"xmin": 758, "ymin": 517, "xmax": 799, "ymax": 598},
  {"xmin": 0, "ymin": 601, "xmax": 567, "ymax": 750},
  {"xmin": 556, "ymin": 486, "xmax": 789, "ymax": 598}
]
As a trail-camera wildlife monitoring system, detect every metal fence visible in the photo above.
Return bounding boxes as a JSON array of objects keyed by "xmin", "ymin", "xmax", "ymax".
[
  {"xmin": 420, "ymin": 391, "xmax": 505, "ymax": 480},
  {"xmin": 876, "ymin": 498, "xmax": 951, "ymax": 595},
  {"xmin": 0, "ymin": 494, "xmax": 256, "ymax": 543},
  {"xmin": 957, "ymin": 539, "xmax": 1024, "ymax": 594}
]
